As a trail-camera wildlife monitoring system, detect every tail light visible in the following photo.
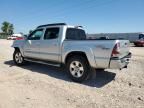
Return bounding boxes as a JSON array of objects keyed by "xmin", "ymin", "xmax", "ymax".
[
  {"xmin": 111, "ymin": 42, "xmax": 120, "ymax": 57},
  {"xmin": 16, "ymin": 37, "xmax": 24, "ymax": 40}
]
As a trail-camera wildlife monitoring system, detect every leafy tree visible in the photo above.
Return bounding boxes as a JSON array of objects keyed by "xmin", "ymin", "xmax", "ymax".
[
  {"xmin": 1, "ymin": 21, "xmax": 14, "ymax": 35},
  {"xmin": 8, "ymin": 24, "xmax": 14, "ymax": 34}
]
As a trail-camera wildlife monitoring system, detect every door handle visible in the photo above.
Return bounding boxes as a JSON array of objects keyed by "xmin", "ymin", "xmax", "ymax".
[{"xmin": 102, "ymin": 47, "xmax": 110, "ymax": 50}]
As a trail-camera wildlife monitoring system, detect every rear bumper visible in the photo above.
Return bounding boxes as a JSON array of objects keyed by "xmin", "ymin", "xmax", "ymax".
[{"xmin": 109, "ymin": 53, "xmax": 132, "ymax": 69}]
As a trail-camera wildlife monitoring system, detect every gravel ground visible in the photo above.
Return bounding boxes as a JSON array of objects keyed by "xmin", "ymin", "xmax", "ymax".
[{"xmin": 0, "ymin": 39, "xmax": 144, "ymax": 108}]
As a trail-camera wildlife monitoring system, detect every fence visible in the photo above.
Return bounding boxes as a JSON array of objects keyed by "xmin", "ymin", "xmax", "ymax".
[
  {"xmin": 88, "ymin": 33, "xmax": 141, "ymax": 42},
  {"xmin": 0, "ymin": 34, "xmax": 8, "ymax": 39}
]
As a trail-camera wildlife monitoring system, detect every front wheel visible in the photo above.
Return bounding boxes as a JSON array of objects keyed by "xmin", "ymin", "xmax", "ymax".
[
  {"xmin": 13, "ymin": 50, "xmax": 25, "ymax": 66},
  {"xmin": 66, "ymin": 56, "xmax": 90, "ymax": 82}
]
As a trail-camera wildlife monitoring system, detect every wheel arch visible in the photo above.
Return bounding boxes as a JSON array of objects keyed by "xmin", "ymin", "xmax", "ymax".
[
  {"xmin": 64, "ymin": 50, "xmax": 96, "ymax": 68},
  {"xmin": 14, "ymin": 47, "xmax": 24, "ymax": 56},
  {"xmin": 65, "ymin": 51, "xmax": 88, "ymax": 64},
  {"xmin": 14, "ymin": 47, "xmax": 20, "ymax": 51}
]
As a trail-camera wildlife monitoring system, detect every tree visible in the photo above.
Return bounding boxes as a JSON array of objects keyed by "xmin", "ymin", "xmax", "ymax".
[
  {"xmin": 1, "ymin": 21, "xmax": 14, "ymax": 35},
  {"xmin": 8, "ymin": 24, "xmax": 14, "ymax": 34}
]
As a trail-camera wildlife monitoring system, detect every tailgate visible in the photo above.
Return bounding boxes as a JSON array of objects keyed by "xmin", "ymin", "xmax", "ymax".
[{"xmin": 117, "ymin": 40, "xmax": 130, "ymax": 58}]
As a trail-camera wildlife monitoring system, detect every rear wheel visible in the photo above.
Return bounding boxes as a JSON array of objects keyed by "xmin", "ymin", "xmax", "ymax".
[
  {"xmin": 13, "ymin": 50, "xmax": 25, "ymax": 66},
  {"xmin": 66, "ymin": 56, "xmax": 90, "ymax": 82}
]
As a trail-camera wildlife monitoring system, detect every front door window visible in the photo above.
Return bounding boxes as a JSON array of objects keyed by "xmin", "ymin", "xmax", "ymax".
[{"xmin": 28, "ymin": 29, "xmax": 44, "ymax": 40}]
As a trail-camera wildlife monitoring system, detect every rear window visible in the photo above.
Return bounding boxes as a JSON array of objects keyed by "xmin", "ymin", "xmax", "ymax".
[{"xmin": 66, "ymin": 28, "xmax": 86, "ymax": 40}]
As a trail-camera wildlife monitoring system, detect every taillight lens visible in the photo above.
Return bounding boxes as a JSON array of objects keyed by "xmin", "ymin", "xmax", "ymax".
[{"xmin": 111, "ymin": 42, "xmax": 120, "ymax": 57}]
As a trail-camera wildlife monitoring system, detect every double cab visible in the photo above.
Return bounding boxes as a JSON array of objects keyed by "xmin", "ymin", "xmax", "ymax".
[{"xmin": 12, "ymin": 23, "xmax": 131, "ymax": 82}]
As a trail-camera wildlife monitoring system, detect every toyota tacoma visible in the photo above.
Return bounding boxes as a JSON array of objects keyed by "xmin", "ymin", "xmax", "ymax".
[{"xmin": 12, "ymin": 23, "xmax": 131, "ymax": 82}]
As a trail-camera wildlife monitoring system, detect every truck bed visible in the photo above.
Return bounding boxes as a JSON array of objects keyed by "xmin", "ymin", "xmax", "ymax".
[{"xmin": 62, "ymin": 40, "xmax": 130, "ymax": 69}]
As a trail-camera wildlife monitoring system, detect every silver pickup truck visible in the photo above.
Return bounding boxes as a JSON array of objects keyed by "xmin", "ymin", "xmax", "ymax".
[{"xmin": 12, "ymin": 23, "xmax": 131, "ymax": 82}]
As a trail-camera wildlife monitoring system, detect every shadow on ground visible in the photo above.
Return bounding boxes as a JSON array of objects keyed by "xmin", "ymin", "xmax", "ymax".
[{"xmin": 4, "ymin": 60, "xmax": 116, "ymax": 88}]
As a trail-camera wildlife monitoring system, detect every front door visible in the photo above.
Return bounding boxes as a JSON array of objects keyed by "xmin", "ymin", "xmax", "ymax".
[{"xmin": 23, "ymin": 29, "xmax": 44, "ymax": 59}]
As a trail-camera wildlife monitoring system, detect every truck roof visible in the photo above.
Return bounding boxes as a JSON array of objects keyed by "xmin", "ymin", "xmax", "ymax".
[
  {"xmin": 37, "ymin": 23, "xmax": 67, "ymax": 28},
  {"xmin": 37, "ymin": 23, "xmax": 83, "ymax": 30}
]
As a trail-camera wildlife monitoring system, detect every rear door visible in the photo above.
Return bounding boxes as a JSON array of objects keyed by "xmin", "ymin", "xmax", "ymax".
[{"xmin": 23, "ymin": 29, "xmax": 44, "ymax": 58}]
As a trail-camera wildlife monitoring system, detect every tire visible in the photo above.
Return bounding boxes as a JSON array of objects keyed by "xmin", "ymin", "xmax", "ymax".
[
  {"xmin": 13, "ymin": 50, "xmax": 25, "ymax": 66},
  {"xmin": 66, "ymin": 56, "xmax": 90, "ymax": 82}
]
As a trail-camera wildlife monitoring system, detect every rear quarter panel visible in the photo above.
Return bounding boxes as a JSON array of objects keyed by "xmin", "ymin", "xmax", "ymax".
[{"xmin": 62, "ymin": 40, "xmax": 115, "ymax": 68}]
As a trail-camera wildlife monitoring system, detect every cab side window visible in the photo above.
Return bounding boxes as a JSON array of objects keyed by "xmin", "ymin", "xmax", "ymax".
[
  {"xmin": 44, "ymin": 28, "xmax": 59, "ymax": 40},
  {"xmin": 66, "ymin": 28, "xmax": 86, "ymax": 40},
  {"xmin": 28, "ymin": 29, "xmax": 44, "ymax": 40}
]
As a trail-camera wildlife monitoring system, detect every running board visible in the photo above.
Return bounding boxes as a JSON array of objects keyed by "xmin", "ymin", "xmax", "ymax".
[{"xmin": 25, "ymin": 58, "xmax": 61, "ymax": 67}]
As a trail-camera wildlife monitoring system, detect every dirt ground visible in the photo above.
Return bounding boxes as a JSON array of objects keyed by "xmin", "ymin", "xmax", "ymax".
[{"xmin": 0, "ymin": 39, "xmax": 144, "ymax": 108}]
